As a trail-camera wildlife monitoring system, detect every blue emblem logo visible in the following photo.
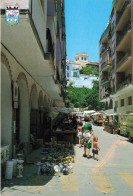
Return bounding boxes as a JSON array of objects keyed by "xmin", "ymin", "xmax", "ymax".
[{"xmin": 6, "ymin": 6, "xmax": 19, "ymax": 26}]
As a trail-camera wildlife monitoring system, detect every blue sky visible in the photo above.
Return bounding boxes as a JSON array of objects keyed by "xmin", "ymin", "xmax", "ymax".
[{"xmin": 65, "ymin": 0, "xmax": 113, "ymax": 62}]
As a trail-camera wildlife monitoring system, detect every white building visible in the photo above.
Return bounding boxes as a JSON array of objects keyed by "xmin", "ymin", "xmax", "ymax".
[
  {"xmin": 66, "ymin": 54, "xmax": 99, "ymax": 88},
  {"xmin": 1, "ymin": 0, "xmax": 66, "ymax": 160}
]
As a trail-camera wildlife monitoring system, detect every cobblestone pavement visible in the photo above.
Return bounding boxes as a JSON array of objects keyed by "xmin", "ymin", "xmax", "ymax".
[{"xmin": 1, "ymin": 124, "xmax": 133, "ymax": 196}]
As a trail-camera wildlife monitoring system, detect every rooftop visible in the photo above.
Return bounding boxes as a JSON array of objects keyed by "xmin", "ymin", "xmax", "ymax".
[
  {"xmin": 86, "ymin": 61, "xmax": 99, "ymax": 66},
  {"xmin": 75, "ymin": 53, "xmax": 88, "ymax": 56}
]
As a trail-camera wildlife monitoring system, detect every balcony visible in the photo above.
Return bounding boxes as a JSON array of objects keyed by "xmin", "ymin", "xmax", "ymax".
[
  {"xmin": 101, "ymin": 50, "xmax": 111, "ymax": 71},
  {"xmin": 116, "ymin": 2, "xmax": 131, "ymax": 31},
  {"xmin": 116, "ymin": 50, "xmax": 132, "ymax": 72},
  {"xmin": 116, "ymin": 24, "xmax": 131, "ymax": 50},
  {"xmin": 100, "ymin": 23, "xmax": 111, "ymax": 43},
  {"xmin": 101, "ymin": 79, "xmax": 110, "ymax": 85},
  {"xmin": 100, "ymin": 45, "xmax": 108, "ymax": 55},
  {"xmin": 115, "ymin": 0, "xmax": 125, "ymax": 12},
  {"xmin": 116, "ymin": 0, "xmax": 131, "ymax": 26},
  {"xmin": 117, "ymin": 76, "xmax": 132, "ymax": 91}
]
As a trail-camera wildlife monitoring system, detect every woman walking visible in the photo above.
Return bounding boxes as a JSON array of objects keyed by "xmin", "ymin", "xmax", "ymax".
[{"xmin": 83, "ymin": 123, "xmax": 94, "ymax": 158}]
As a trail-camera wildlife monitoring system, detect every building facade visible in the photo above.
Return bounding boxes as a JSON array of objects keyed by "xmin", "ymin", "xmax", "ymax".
[
  {"xmin": 99, "ymin": 0, "xmax": 133, "ymax": 114},
  {"xmin": 66, "ymin": 53, "xmax": 99, "ymax": 88},
  {"xmin": 66, "ymin": 60, "xmax": 81, "ymax": 80},
  {"xmin": 1, "ymin": 0, "xmax": 66, "ymax": 159}
]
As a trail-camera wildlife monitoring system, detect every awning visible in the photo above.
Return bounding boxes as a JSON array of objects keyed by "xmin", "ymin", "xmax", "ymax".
[{"xmin": 48, "ymin": 111, "xmax": 59, "ymax": 120}]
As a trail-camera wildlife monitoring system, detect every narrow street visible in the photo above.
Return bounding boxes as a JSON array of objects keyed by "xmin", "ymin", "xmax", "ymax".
[
  {"xmin": 2, "ymin": 124, "xmax": 133, "ymax": 196},
  {"xmin": 1, "ymin": 1, "xmax": 133, "ymax": 196}
]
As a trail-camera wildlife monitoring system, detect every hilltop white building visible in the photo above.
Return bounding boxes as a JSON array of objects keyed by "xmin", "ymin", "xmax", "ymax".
[{"xmin": 66, "ymin": 53, "xmax": 99, "ymax": 88}]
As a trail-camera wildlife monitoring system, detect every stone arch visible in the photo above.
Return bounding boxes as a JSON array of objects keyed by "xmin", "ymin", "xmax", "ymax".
[
  {"xmin": 38, "ymin": 90, "xmax": 44, "ymax": 110},
  {"xmin": 17, "ymin": 73, "xmax": 30, "ymax": 152},
  {"xmin": 30, "ymin": 84, "xmax": 39, "ymax": 139},
  {"xmin": 1, "ymin": 62, "xmax": 13, "ymax": 157},
  {"xmin": 44, "ymin": 95, "xmax": 48, "ymax": 108},
  {"xmin": 47, "ymin": 98, "xmax": 51, "ymax": 107},
  {"xmin": 105, "ymin": 101, "xmax": 108, "ymax": 110},
  {"xmin": 38, "ymin": 91, "xmax": 45, "ymax": 138},
  {"xmin": 17, "ymin": 72, "xmax": 29, "ymax": 93},
  {"xmin": 1, "ymin": 52, "xmax": 12, "ymax": 79},
  {"xmin": 109, "ymin": 99, "xmax": 113, "ymax": 109},
  {"xmin": 30, "ymin": 84, "xmax": 38, "ymax": 109}
]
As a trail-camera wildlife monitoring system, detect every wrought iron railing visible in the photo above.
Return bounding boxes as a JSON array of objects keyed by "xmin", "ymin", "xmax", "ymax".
[
  {"xmin": 117, "ymin": 74, "xmax": 132, "ymax": 90},
  {"xmin": 116, "ymin": 50, "xmax": 131, "ymax": 69}
]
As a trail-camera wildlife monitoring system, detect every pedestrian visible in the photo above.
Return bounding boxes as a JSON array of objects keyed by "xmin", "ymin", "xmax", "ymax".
[
  {"xmin": 82, "ymin": 123, "xmax": 94, "ymax": 158},
  {"xmin": 92, "ymin": 137, "xmax": 100, "ymax": 161},
  {"xmin": 77, "ymin": 122, "xmax": 83, "ymax": 148},
  {"xmin": 88, "ymin": 116, "xmax": 91, "ymax": 122}
]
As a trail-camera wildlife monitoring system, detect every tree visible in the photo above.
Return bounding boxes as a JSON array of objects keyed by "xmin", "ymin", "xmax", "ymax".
[
  {"xmin": 65, "ymin": 80, "xmax": 105, "ymax": 110},
  {"xmin": 80, "ymin": 66, "xmax": 99, "ymax": 76}
]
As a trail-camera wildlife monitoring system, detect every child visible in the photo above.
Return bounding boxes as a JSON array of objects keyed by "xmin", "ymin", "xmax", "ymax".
[
  {"xmin": 92, "ymin": 137, "xmax": 100, "ymax": 161},
  {"xmin": 77, "ymin": 122, "xmax": 83, "ymax": 148}
]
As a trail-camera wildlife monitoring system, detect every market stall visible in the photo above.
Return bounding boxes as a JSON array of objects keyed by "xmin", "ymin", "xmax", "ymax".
[
  {"xmin": 104, "ymin": 114, "xmax": 119, "ymax": 134},
  {"xmin": 92, "ymin": 113, "xmax": 104, "ymax": 126}
]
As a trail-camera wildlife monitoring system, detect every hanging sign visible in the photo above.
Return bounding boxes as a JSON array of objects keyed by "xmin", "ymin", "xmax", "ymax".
[{"xmin": 6, "ymin": 6, "xmax": 19, "ymax": 25}]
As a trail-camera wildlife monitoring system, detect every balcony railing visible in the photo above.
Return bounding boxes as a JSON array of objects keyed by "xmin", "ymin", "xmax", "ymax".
[
  {"xmin": 116, "ymin": 24, "xmax": 131, "ymax": 47},
  {"xmin": 113, "ymin": 0, "xmax": 119, "ymax": 7},
  {"xmin": 100, "ymin": 23, "xmax": 111, "ymax": 42},
  {"xmin": 100, "ymin": 46, "xmax": 109, "ymax": 55},
  {"xmin": 117, "ymin": 74, "xmax": 132, "ymax": 90},
  {"xmin": 101, "ymin": 61, "xmax": 111, "ymax": 70},
  {"xmin": 116, "ymin": 50, "xmax": 131, "ymax": 69},
  {"xmin": 116, "ymin": 0, "xmax": 131, "ymax": 26},
  {"xmin": 101, "ymin": 79, "xmax": 110, "ymax": 85}
]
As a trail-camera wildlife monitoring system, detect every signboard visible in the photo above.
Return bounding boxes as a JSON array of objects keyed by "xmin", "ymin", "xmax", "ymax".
[{"xmin": 6, "ymin": 6, "xmax": 19, "ymax": 25}]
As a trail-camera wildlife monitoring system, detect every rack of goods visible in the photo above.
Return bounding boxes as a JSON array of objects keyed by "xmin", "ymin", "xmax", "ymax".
[
  {"xmin": 93, "ymin": 113, "xmax": 104, "ymax": 126},
  {"xmin": 104, "ymin": 114, "xmax": 119, "ymax": 134}
]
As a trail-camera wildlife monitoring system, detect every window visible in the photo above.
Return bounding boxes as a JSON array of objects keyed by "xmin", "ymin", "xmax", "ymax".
[
  {"xmin": 81, "ymin": 57, "xmax": 83, "ymax": 60},
  {"xmin": 121, "ymin": 99, "xmax": 124, "ymax": 107},
  {"xmin": 84, "ymin": 57, "xmax": 86, "ymax": 61},
  {"xmin": 128, "ymin": 96, "xmax": 132, "ymax": 105},
  {"xmin": 67, "ymin": 73, "xmax": 69, "ymax": 77},
  {"xmin": 76, "ymin": 59, "xmax": 77, "ymax": 61},
  {"xmin": 67, "ymin": 66, "xmax": 69, "ymax": 70},
  {"xmin": 73, "ymin": 72, "xmax": 77, "ymax": 77}
]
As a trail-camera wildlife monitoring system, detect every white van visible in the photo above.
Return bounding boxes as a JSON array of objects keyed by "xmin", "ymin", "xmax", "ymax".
[{"xmin": 126, "ymin": 113, "xmax": 133, "ymax": 142}]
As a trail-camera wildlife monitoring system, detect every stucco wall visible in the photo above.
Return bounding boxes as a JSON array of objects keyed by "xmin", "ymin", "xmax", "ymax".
[
  {"xmin": 117, "ymin": 91, "xmax": 133, "ymax": 114},
  {"xmin": 2, "ymin": 45, "xmax": 51, "ymax": 108},
  {"xmin": 1, "ymin": 63, "xmax": 13, "ymax": 157},
  {"xmin": 32, "ymin": 0, "xmax": 47, "ymax": 52}
]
